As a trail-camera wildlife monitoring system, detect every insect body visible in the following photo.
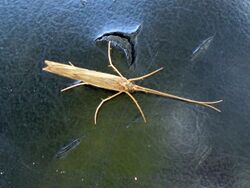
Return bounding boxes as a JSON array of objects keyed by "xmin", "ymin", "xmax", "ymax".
[
  {"xmin": 43, "ymin": 42, "xmax": 222, "ymax": 124},
  {"xmin": 44, "ymin": 61, "xmax": 127, "ymax": 91}
]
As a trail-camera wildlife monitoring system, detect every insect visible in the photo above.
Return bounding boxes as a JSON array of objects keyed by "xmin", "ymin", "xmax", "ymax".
[{"xmin": 43, "ymin": 41, "xmax": 222, "ymax": 124}]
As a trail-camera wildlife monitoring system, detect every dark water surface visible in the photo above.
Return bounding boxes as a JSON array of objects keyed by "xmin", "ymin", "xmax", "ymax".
[{"xmin": 1, "ymin": 0, "xmax": 250, "ymax": 187}]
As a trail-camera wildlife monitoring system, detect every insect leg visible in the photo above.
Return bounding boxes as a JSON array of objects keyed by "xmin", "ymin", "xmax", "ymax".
[
  {"xmin": 129, "ymin": 67, "xmax": 164, "ymax": 81},
  {"xmin": 61, "ymin": 82, "xmax": 87, "ymax": 92},
  {"xmin": 107, "ymin": 41, "xmax": 125, "ymax": 78},
  {"xmin": 68, "ymin": 61, "xmax": 75, "ymax": 66},
  {"xmin": 94, "ymin": 91, "xmax": 122, "ymax": 124},
  {"xmin": 125, "ymin": 92, "xmax": 147, "ymax": 123}
]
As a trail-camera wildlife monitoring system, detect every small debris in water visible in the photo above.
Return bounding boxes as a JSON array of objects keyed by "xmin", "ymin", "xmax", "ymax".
[
  {"xmin": 80, "ymin": 0, "xmax": 87, "ymax": 6},
  {"xmin": 191, "ymin": 35, "xmax": 215, "ymax": 61},
  {"xmin": 60, "ymin": 170, "xmax": 66, "ymax": 174},
  {"xmin": 54, "ymin": 136, "xmax": 84, "ymax": 159}
]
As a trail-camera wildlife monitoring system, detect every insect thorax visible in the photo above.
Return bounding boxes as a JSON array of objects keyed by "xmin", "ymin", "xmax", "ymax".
[{"xmin": 121, "ymin": 80, "xmax": 135, "ymax": 92}]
